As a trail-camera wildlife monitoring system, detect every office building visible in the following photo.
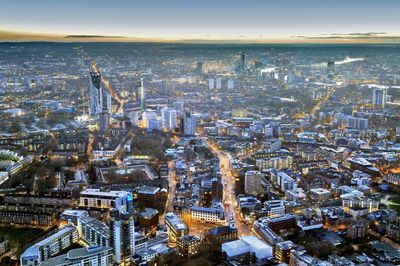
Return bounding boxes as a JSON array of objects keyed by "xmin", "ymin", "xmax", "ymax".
[
  {"xmin": 89, "ymin": 70, "xmax": 111, "ymax": 131},
  {"xmin": 177, "ymin": 235, "xmax": 201, "ymax": 259},
  {"xmin": 372, "ymin": 87, "xmax": 387, "ymax": 108},
  {"xmin": 245, "ymin": 170, "xmax": 263, "ymax": 195},
  {"xmin": 165, "ymin": 212, "xmax": 188, "ymax": 244},
  {"xmin": 240, "ymin": 51, "xmax": 246, "ymax": 69},
  {"xmin": 89, "ymin": 71, "xmax": 102, "ymax": 116},
  {"xmin": 161, "ymin": 107, "xmax": 177, "ymax": 130},
  {"xmin": 274, "ymin": 241, "xmax": 296, "ymax": 264},
  {"xmin": 137, "ymin": 78, "xmax": 146, "ymax": 111},
  {"xmin": 264, "ymin": 200, "xmax": 286, "ymax": 218}
]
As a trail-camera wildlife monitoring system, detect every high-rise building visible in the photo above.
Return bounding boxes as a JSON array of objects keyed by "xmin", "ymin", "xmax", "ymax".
[
  {"xmin": 89, "ymin": 71, "xmax": 102, "ymax": 116},
  {"xmin": 240, "ymin": 51, "xmax": 246, "ymax": 69},
  {"xmin": 137, "ymin": 78, "xmax": 146, "ymax": 111},
  {"xmin": 244, "ymin": 170, "xmax": 263, "ymax": 195},
  {"xmin": 287, "ymin": 65, "xmax": 297, "ymax": 84},
  {"xmin": 196, "ymin": 61, "xmax": 203, "ymax": 74},
  {"xmin": 183, "ymin": 112, "xmax": 197, "ymax": 136},
  {"xmin": 372, "ymin": 88, "xmax": 387, "ymax": 108},
  {"xmin": 227, "ymin": 79, "xmax": 234, "ymax": 90},
  {"xmin": 109, "ymin": 209, "xmax": 135, "ymax": 265},
  {"xmin": 143, "ymin": 111, "xmax": 160, "ymax": 132},
  {"xmin": 345, "ymin": 116, "xmax": 368, "ymax": 129},
  {"xmin": 208, "ymin": 78, "xmax": 215, "ymax": 90},
  {"xmin": 161, "ymin": 107, "xmax": 177, "ymax": 130},
  {"xmin": 215, "ymin": 77, "xmax": 222, "ymax": 90},
  {"xmin": 88, "ymin": 69, "xmax": 111, "ymax": 132},
  {"xmin": 173, "ymin": 101, "xmax": 184, "ymax": 115}
]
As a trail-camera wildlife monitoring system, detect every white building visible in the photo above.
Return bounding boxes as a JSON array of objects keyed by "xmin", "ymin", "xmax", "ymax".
[
  {"xmin": 215, "ymin": 77, "xmax": 222, "ymax": 90},
  {"xmin": 309, "ymin": 188, "xmax": 331, "ymax": 201},
  {"xmin": 208, "ymin": 78, "xmax": 215, "ymax": 90},
  {"xmin": 275, "ymin": 172, "xmax": 297, "ymax": 192},
  {"xmin": 79, "ymin": 189, "xmax": 133, "ymax": 214},
  {"xmin": 190, "ymin": 206, "xmax": 225, "ymax": 224},
  {"xmin": 227, "ymin": 79, "xmax": 234, "ymax": 90},
  {"xmin": 264, "ymin": 200, "xmax": 285, "ymax": 218},
  {"xmin": 41, "ymin": 246, "xmax": 113, "ymax": 266},
  {"xmin": 222, "ymin": 236, "xmax": 272, "ymax": 262},
  {"xmin": 20, "ymin": 225, "xmax": 78, "ymax": 266},
  {"xmin": 161, "ymin": 107, "xmax": 177, "ymax": 130},
  {"xmin": 77, "ymin": 215, "xmax": 110, "ymax": 247},
  {"xmin": 173, "ymin": 101, "xmax": 184, "ymax": 114},
  {"xmin": 165, "ymin": 212, "xmax": 188, "ymax": 243}
]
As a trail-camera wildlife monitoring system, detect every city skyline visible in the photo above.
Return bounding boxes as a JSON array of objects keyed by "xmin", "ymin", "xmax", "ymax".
[{"xmin": 1, "ymin": 0, "xmax": 400, "ymax": 43}]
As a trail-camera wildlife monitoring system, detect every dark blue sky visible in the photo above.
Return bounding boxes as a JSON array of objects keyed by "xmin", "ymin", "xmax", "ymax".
[{"xmin": 1, "ymin": 0, "xmax": 400, "ymax": 40}]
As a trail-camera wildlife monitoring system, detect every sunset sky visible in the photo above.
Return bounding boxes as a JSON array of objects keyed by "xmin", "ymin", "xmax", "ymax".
[{"xmin": 1, "ymin": 0, "xmax": 400, "ymax": 42}]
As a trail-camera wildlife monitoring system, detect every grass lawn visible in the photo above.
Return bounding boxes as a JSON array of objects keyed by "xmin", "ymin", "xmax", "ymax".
[{"xmin": 390, "ymin": 196, "xmax": 400, "ymax": 204}]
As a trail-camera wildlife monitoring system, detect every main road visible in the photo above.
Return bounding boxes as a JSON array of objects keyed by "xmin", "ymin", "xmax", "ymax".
[
  {"xmin": 204, "ymin": 137, "xmax": 253, "ymax": 236},
  {"xmin": 160, "ymin": 160, "xmax": 176, "ymax": 224}
]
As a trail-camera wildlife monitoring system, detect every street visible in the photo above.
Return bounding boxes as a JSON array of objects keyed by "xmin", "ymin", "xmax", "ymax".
[{"xmin": 204, "ymin": 138, "xmax": 253, "ymax": 236}]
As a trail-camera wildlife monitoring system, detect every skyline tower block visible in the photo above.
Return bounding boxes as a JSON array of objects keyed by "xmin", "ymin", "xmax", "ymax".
[
  {"xmin": 372, "ymin": 87, "xmax": 387, "ymax": 108},
  {"xmin": 137, "ymin": 78, "xmax": 146, "ymax": 111}
]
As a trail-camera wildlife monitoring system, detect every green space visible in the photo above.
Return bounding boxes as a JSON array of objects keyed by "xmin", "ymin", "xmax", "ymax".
[
  {"xmin": 0, "ymin": 227, "xmax": 44, "ymax": 246},
  {"xmin": 390, "ymin": 196, "xmax": 400, "ymax": 204}
]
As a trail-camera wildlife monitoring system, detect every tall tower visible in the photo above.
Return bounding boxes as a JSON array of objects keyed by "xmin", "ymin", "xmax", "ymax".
[
  {"xmin": 240, "ymin": 51, "xmax": 246, "ymax": 69},
  {"xmin": 372, "ymin": 88, "xmax": 387, "ymax": 109},
  {"xmin": 110, "ymin": 209, "xmax": 135, "ymax": 265},
  {"xmin": 137, "ymin": 78, "xmax": 146, "ymax": 111},
  {"xmin": 89, "ymin": 68, "xmax": 111, "ymax": 132},
  {"xmin": 89, "ymin": 71, "xmax": 102, "ymax": 116},
  {"xmin": 183, "ymin": 111, "xmax": 196, "ymax": 136}
]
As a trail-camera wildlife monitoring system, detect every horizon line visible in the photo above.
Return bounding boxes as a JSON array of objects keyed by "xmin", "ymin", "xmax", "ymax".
[{"xmin": 1, "ymin": 30, "xmax": 400, "ymax": 44}]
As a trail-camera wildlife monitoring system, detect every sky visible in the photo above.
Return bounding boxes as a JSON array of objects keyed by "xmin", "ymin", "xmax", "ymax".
[{"xmin": 1, "ymin": 0, "xmax": 400, "ymax": 42}]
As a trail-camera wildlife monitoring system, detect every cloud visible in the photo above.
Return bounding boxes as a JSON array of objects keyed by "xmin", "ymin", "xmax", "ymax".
[
  {"xmin": 65, "ymin": 35, "xmax": 126, "ymax": 39},
  {"xmin": 322, "ymin": 32, "xmax": 387, "ymax": 37}
]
